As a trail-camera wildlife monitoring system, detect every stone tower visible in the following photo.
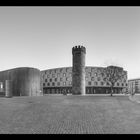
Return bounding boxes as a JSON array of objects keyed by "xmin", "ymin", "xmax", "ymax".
[{"xmin": 72, "ymin": 45, "xmax": 86, "ymax": 95}]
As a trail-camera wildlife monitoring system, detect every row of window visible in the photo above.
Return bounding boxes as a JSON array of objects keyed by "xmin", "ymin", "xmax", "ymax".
[
  {"xmin": 44, "ymin": 77, "xmax": 127, "ymax": 83},
  {"xmin": 43, "ymin": 81, "xmax": 127, "ymax": 87},
  {"xmin": 43, "ymin": 73, "xmax": 127, "ymax": 82},
  {"xmin": 43, "ymin": 82, "xmax": 72, "ymax": 87}
]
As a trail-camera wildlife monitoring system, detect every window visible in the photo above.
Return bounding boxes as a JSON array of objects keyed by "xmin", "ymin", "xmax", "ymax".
[
  {"xmin": 60, "ymin": 69, "xmax": 62, "ymax": 72},
  {"xmin": 95, "ymin": 73, "xmax": 97, "ymax": 76},
  {"xmin": 66, "ymin": 68, "xmax": 69, "ymax": 72},
  {"xmin": 50, "ymin": 79, "xmax": 52, "ymax": 82},
  {"xmin": 60, "ymin": 78, "xmax": 63, "ymax": 81},
  {"xmin": 101, "ymin": 81, "xmax": 104, "ymax": 86},
  {"xmin": 88, "ymin": 81, "xmax": 91, "ymax": 85},
  {"xmin": 57, "ymin": 82, "xmax": 60, "ymax": 86},
  {"xmin": 101, "ymin": 73, "xmax": 104, "ymax": 77},
  {"xmin": 63, "ymin": 82, "xmax": 66, "ymax": 85},
  {"xmin": 66, "ymin": 77, "xmax": 69, "ymax": 81},
  {"xmin": 91, "ymin": 77, "xmax": 94, "ymax": 81},
  {"xmin": 47, "ymin": 75, "xmax": 50, "ymax": 78},
  {"xmin": 97, "ymin": 77, "xmax": 101, "ymax": 81},
  {"xmin": 57, "ymin": 73, "xmax": 60, "ymax": 77},
  {"xmin": 122, "ymin": 83, "xmax": 124, "ymax": 86},
  {"xmin": 55, "ymin": 78, "xmax": 57, "ymax": 82},
  {"xmin": 117, "ymin": 83, "xmax": 119, "ymax": 86},
  {"xmin": 52, "ymin": 74, "xmax": 55, "ymax": 77},
  {"xmin": 43, "ymin": 83, "xmax": 45, "ymax": 86},
  {"xmin": 45, "ymin": 79, "xmax": 47, "ymax": 82},
  {"xmin": 107, "ymin": 82, "xmax": 110, "ymax": 86},
  {"xmin": 92, "ymin": 68, "xmax": 94, "ymax": 72},
  {"xmin": 63, "ymin": 73, "xmax": 66, "ymax": 77},
  {"xmin": 69, "ymin": 73, "xmax": 72, "ymax": 77},
  {"xmin": 86, "ymin": 77, "xmax": 88, "ymax": 81},
  {"xmin": 94, "ymin": 82, "xmax": 98, "ymax": 86},
  {"xmin": 52, "ymin": 82, "xmax": 55, "ymax": 86},
  {"xmin": 88, "ymin": 72, "xmax": 91, "ymax": 77},
  {"xmin": 47, "ymin": 83, "xmax": 50, "ymax": 86},
  {"xmin": 69, "ymin": 81, "xmax": 72, "ymax": 85}
]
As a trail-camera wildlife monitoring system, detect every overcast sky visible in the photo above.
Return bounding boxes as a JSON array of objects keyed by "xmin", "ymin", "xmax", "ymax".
[{"xmin": 0, "ymin": 7, "xmax": 140, "ymax": 79}]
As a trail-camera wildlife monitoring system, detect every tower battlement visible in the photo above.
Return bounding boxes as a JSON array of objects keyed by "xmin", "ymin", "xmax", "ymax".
[{"xmin": 72, "ymin": 45, "xmax": 86, "ymax": 54}]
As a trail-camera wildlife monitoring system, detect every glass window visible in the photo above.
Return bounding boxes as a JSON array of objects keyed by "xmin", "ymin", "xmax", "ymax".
[
  {"xmin": 47, "ymin": 83, "xmax": 50, "ymax": 86},
  {"xmin": 50, "ymin": 79, "xmax": 52, "ymax": 82},
  {"xmin": 45, "ymin": 79, "xmax": 47, "ymax": 82},
  {"xmin": 94, "ymin": 82, "xmax": 98, "ymax": 86},
  {"xmin": 55, "ymin": 78, "xmax": 57, "ymax": 82},
  {"xmin": 52, "ymin": 82, "xmax": 55, "ymax": 86},
  {"xmin": 63, "ymin": 73, "xmax": 66, "ymax": 77},
  {"xmin": 91, "ymin": 77, "xmax": 94, "ymax": 81},
  {"xmin": 95, "ymin": 73, "xmax": 97, "ymax": 76},
  {"xmin": 88, "ymin": 81, "xmax": 91, "ymax": 85},
  {"xmin": 57, "ymin": 82, "xmax": 60, "ymax": 86},
  {"xmin": 63, "ymin": 82, "xmax": 66, "ymax": 85},
  {"xmin": 69, "ymin": 81, "xmax": 72, "ymax": 85},
  {"xmin": 97, "ymin": 77, "xmax": 100, "ymax": 81},
  {"xmin": 101, "ymin": 81, "xmax": 104, "ymax": 85}
]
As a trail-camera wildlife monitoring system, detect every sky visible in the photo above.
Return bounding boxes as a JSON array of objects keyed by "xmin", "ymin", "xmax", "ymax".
[{"xmin": 0, "ymin": 6, "xmax": 140, "ymax": 79}]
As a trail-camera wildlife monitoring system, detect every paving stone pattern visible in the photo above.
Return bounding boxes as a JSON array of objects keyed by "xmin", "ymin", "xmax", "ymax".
[{"xmin": 0, "ymin": 95, "xmax": 140, "ymax": 134}]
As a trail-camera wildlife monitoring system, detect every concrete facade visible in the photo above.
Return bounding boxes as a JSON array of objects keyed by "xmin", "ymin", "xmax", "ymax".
[
  {"xmin": 128, "ymin": 78, "xmax": 140, "ymax": 93},
  {"xmin": 72, "ymin": 45, "xmax": 86, "ymax": 95},
  {"xmin": 0, "ymin": 67, "xmax": 41, "ymax": 96}
]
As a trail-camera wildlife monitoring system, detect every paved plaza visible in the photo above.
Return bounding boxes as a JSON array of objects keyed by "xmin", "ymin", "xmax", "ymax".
[{"xmin": 0, "ymin": 94, "xmax": 140, "ymax": 134}]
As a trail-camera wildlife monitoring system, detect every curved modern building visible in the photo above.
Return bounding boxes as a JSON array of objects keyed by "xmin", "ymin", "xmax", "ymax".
[
  {"xmin": 0, "ymin": 67, "xmax": 41, "ymax": 96},
  {"xmin": 41, "ymin": 66, "xmax": 128, "ymax": 94}
]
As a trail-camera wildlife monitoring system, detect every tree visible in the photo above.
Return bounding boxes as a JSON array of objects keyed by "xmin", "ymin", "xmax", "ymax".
[{"xmin": 104, "ymin": 66, "xmax": 123, "ymax": 96}]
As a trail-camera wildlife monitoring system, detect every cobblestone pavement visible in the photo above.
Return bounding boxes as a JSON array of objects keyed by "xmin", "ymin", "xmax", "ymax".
[{"xmin": 0, "ymin": 95, "xmax": 140, "ymax": 134}]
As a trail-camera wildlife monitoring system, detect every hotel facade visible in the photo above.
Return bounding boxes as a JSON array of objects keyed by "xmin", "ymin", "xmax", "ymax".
[{"xmin": 41, "ymin": 66, "xmax": 128, "ymax": 94}]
